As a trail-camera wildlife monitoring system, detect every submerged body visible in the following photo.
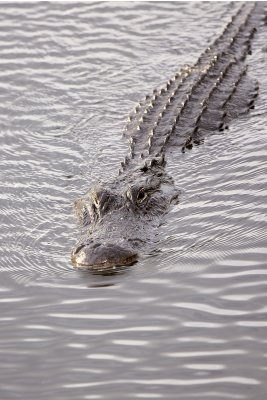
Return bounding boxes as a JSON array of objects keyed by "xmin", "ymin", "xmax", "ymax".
[{"xmin": 72, "ymin": 3, "xmax": 264, "ymax": 271}]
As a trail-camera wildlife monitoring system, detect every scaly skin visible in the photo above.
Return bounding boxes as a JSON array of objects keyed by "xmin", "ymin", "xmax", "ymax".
[{"xmin": 72, "ymin": 2, "xmax": 265, "ymax": 272}]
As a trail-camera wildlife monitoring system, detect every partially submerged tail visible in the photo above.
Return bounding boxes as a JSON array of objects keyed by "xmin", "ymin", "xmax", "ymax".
[{"xmin": 122, "ymin": 2, "xmax": 265, "ymax": 170}]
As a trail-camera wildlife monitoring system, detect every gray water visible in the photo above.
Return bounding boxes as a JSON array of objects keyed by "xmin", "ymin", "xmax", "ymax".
[{"xmin": 1, "ymin": 2, "xmax": 267, "ymax": 399}]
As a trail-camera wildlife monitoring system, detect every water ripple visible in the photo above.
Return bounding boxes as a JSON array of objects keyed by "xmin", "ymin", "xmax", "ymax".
[
  {"xmin": 0, "ymin": 2, "xmax": 267, "ymax": 399},
  {"xmin": 173, "ymin": 302, "xmax": 248, "ymax": 316}
]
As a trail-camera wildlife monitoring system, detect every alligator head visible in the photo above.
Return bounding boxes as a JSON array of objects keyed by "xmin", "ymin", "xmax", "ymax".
[{"xmin": 71, "ymin": 158, "xmax": 179, "ymax": 271}]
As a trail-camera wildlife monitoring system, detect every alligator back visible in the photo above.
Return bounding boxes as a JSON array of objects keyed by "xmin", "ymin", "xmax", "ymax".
[{"xmin": 122, "ymin": 2, "xmax": 263, "ymax": 169}]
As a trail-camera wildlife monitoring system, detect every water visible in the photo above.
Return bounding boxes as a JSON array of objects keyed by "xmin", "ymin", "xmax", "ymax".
[{"xmin": 0, "ymin": 2, "xmax": 267, "ymax": 399}]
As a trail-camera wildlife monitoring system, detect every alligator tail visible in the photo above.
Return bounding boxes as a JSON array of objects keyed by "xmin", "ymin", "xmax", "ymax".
[{"xmin": 123, "ymin": 2, "xmax": 265, "ymax": 165}]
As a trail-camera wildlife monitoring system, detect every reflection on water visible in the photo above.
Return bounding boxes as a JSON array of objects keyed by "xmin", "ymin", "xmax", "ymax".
[{"xmin": 0, "ymin": 2, "xmax": 267, "ymax": 399}]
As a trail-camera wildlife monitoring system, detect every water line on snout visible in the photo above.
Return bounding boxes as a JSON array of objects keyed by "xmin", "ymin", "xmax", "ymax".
[{"xmin": 71, "ymin": 241, "xmax": 138, "ymax": 270}]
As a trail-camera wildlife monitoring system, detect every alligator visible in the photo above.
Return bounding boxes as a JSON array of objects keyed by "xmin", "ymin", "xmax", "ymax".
[{"xmin": 71, "ymin": 2, "xmax": 264, "ymax": 271}]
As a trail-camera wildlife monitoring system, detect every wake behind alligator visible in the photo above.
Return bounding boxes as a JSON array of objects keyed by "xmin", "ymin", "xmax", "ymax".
[{"xmin": 72, "ymin": 3, "xmax": 265, "ymax": 271}]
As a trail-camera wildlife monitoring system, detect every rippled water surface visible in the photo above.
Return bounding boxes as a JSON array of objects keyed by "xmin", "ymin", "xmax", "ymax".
[{"xmin": 1, "ymin": 2, "xmax": 267, "ymax": 399}]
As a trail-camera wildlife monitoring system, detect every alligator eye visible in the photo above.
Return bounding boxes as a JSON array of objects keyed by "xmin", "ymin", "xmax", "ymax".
[
  {"xmin": 137, "ymin": 188, "xmax": 147, "ymax": 204},
  {"xmin": 80, "ymin": 205, "xmax": 92, "ymax": 226},
  {"xmin": 92, "ymin": 189, "xmax": 110, "ymax": 212},
  {"xmin": 93, "ymin": 198, "xmax": 100, "ymax": 209},
  {"xmin": 75, "ymin": 199, "xmax": 91, "ymax": 226},
  {"xmin": 90, "ymin": 202, "xmax": 99, "ymax": 221}
]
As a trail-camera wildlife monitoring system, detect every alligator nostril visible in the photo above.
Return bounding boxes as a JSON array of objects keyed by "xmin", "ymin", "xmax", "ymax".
[
  {"xmin": 73, "ymin": 244, "xmax": 85, "ymax": 255},
  {"xmin": 92, "ymin": 243, "xmax": 101, "ymax": 249},
  {"xmin": 73, "ymin": 242, "xmax": 101, "ymax": 257}
]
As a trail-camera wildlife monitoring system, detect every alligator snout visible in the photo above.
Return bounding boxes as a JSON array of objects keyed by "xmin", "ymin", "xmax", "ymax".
[{"xmin": 71, "ymin": 242, "xmax": 137, "ymax": 270}]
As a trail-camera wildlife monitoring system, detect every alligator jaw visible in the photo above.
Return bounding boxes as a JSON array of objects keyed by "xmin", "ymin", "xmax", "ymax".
[{"xmin": 71, "ymin": 243, "xmax": 138, "ymax": 271}]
